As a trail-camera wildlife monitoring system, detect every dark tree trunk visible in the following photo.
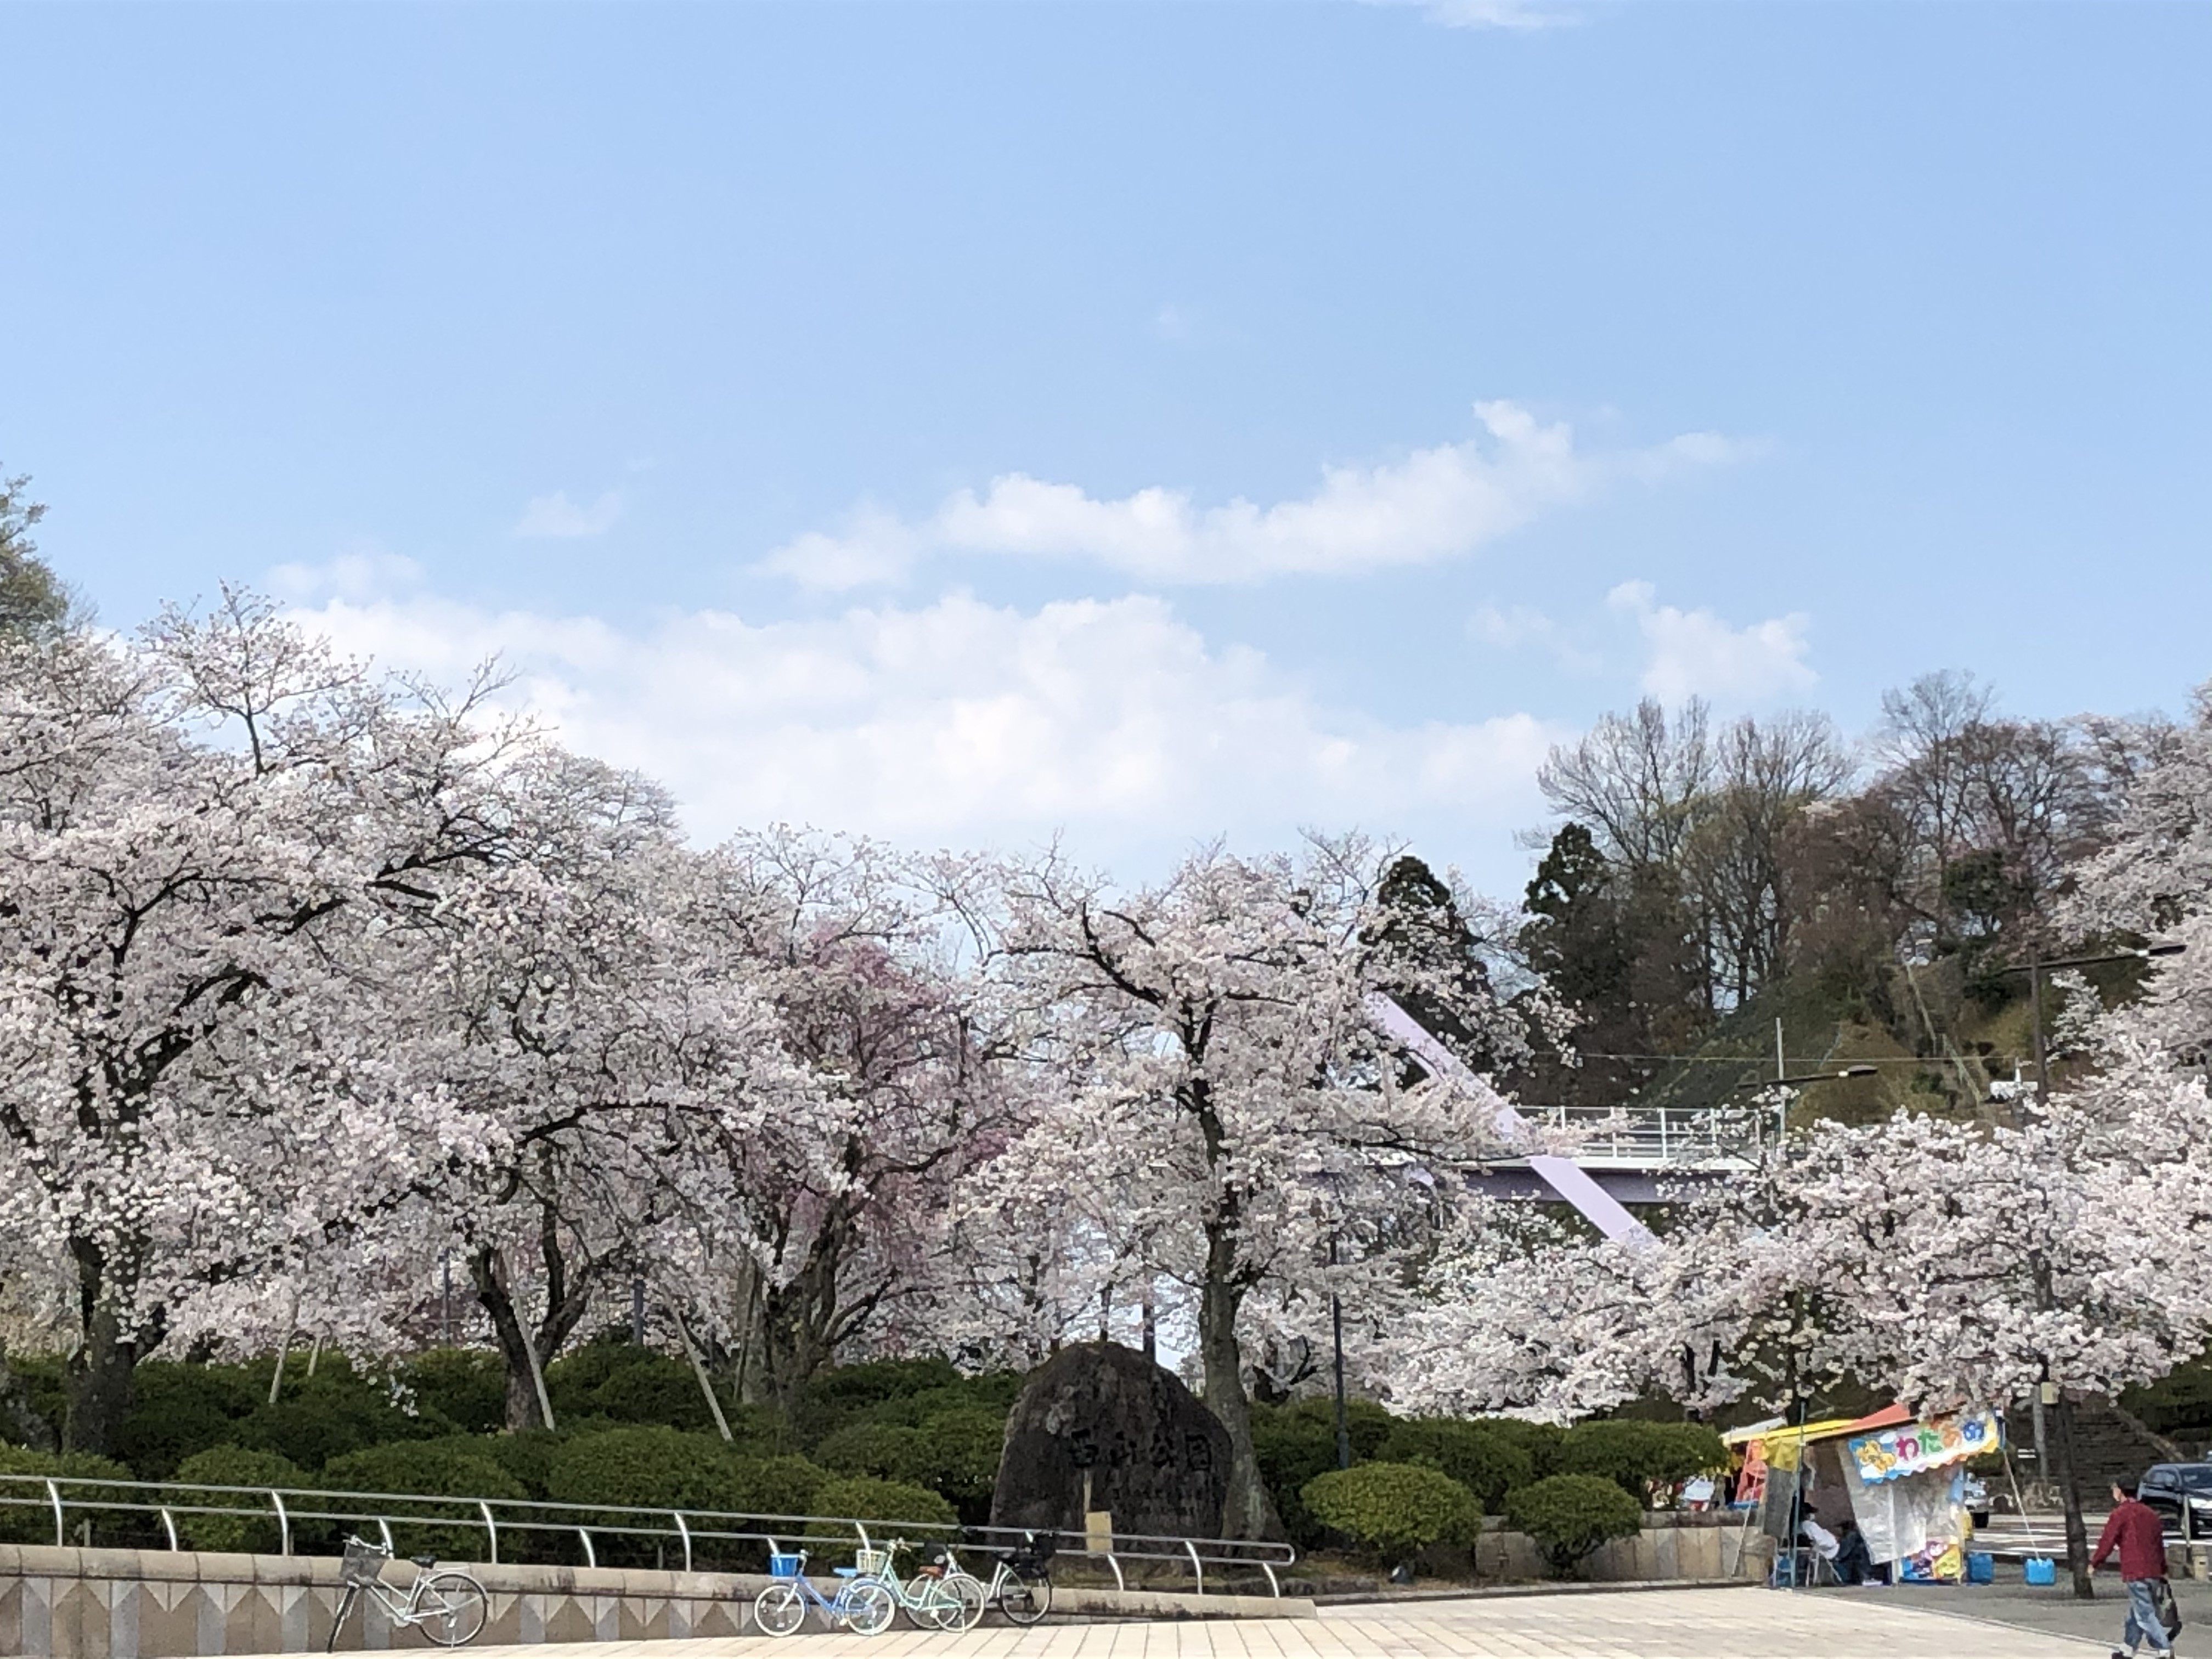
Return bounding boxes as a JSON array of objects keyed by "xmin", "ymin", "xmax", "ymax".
[
  {"xmin": 2052, "ymin": 1392, "xmax": 2094, "ymax": 1600},
  {"xmin": 469, "ymin": 1218, "xmax": 596, "ymax": 1432},
  {"xmin": 63, "ymin": 1242, "xmax": 154, "ymax": 1457},
  {"xmin": 1198, "ymin": 1220, "xmax": 1283, "ymax": 1542}
]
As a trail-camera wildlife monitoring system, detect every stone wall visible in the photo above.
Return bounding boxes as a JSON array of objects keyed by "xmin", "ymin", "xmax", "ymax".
[
  {"xmin": 1458, "ymin": 1511, "xmax": 1767, "ymax": 1584},
  {"xmin": 0, "ymin": 1544, "xmax": 770, "ymax": 1658}
]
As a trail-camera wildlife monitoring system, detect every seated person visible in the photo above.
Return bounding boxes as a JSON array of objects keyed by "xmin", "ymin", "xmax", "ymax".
[{"xmin": 1832, "ymin": 1519, "xmax": 1875, "ymax": 1584}]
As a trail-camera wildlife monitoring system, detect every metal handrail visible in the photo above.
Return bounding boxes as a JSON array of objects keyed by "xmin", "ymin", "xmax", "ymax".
[{"xmin": 0, "ymin": 1472, "xmax": 1296, "ymax": 1596}]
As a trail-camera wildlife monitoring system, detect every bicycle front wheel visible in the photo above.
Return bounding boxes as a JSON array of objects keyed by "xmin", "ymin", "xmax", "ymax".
[
  {"xmin": 415, "ymin": 1572, "xmax": 489, "ymax": 1647},
  {"xmin": 754, "ymin": 1582, "xmax": 809, "ymax": 1638},
  {"xmin": 836, "ymin": 1579, "xmax": 896, "ymax": 1637},
  {"xmin": 1000, "ymin": 1571, "xmax": 1051, "ymax": 1626},
  {"xmin": 940, "ymin": 1573, "xmax": 986, "ymax": 1632},
  {"xmin": 901, "ymin": 1581, "xmax": 962, "ymax": 1632}
]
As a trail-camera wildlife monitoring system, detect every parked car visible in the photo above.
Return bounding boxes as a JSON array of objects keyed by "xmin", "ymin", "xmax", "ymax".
[{"xmin": 2136, "ymin": 1463, "xmax": 2212, "ymax": 1535}]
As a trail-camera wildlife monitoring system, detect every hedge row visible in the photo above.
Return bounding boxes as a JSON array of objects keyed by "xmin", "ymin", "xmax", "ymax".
[
  {"xmin": 1296, "ymin": 1462, "xmax": 1650, "ymax": 1579},
  {"xmin": 1256, "ymin": 1401, "xmax": 1724, "ymax": 1549}
]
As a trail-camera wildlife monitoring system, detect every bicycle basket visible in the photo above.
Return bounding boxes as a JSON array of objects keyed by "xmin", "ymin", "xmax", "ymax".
[
  {"xmin": 853, "ymin": 1547, "xmax": 891, "ymax": 1576},
  {"xmin": 342, "ymin": 1538, "xmax": 391, "ymax": 1589},
  {"xmin": 768, "ymin": 1551, "xmax": 806, "ymax": 1579}
]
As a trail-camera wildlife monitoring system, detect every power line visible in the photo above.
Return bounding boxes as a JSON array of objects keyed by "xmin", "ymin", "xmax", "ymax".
[{"xmin": 1554, "ymin": 1052, "xmax": 1970, "ymax": 1066}]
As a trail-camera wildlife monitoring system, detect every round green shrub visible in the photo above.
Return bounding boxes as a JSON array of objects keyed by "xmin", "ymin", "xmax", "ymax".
[
  {"xmin": 1504, "ymin": 1474, "xmax": 1644, "ymax": 1577},
  {"xmin": 1375, "ymin": 1419, "xmax": 1535, "ymax": 1512},
  {"xmin": 234, "ymin": 1358, "xmax": 453, "ymax": 1471},
  {"xmin": 0, "ymin": 1446, "xmax": 134, "ymax": 1544},
  {"xmin": 909, "ymin": 1408, "xmax": 1004, "ymax": 1512},
  {"xmin": 811, "ymin": 1474, "xmax": 958, "ymax": 1533},
  {"xmin": 724, "ymin": 1453, "xmax": 834, "ymax": 1519},
  {"xmin": 1299, "ymin": 1461, "xmax": 1480, "ymax": 1570},
  {"xmin": 548, "ymin": 1345, "xmax": 727, "ymax": 1434},
  {"xmin": 545, "ymin": 1425, "xmax": 734, "ymax": 1512},
  {"xmin": 320, "ymin": 1441, "xmax": 523, "ymax": 1564},
  {"xmin": 1555, "ymin": 1420, "xmax": 1724, "ymax": 1502},
  {"xmin": 399, "ymin": 1350, "xmax": 507, "ymax": 1437},
  {"xmin": 460, "ymin": 1429, "xmax": 562, "ymax": 1499},
  {"xmin": 815, "ymin": 1421, "xmax": 924, "ymax": 1485},
  {"xmin": 1251, "ymin": 1405, "xmax": 1339, "ymax": 1548},
  {"xmin": 1280, "ymin": 1396, "xmax": 1396, "ymax": 1460},
  {"xmin": 1472, "ymin": 1417, "xmax": 1567, "ymax": 1480},
  {"xmin": 171, "ymin": 1446, "xmax": 309, "ymax": 1554},
  {"xmin": 114, "ymin": 1361, "xmax": 260, "ymax": 1479},
  {"xmin": 792, "ymin": 1357, "xmax": 962, "ymax": 1445}
]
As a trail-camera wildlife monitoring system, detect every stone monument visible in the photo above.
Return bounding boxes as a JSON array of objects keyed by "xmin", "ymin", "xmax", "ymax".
[{"xmin": 989, "ymin": 1340, "xmax": 1232, "ymax": 1542}]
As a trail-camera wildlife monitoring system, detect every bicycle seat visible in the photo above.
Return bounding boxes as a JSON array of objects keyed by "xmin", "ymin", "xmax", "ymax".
[{"xmin": 411, "ymin": 1556, "xmax": 438, "ymax": 1570}]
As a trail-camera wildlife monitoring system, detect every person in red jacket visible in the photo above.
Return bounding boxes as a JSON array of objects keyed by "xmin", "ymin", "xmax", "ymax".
[{"xmin": 2090, "ymin": 1479, "xmax": 2174, "ymax": 1659}]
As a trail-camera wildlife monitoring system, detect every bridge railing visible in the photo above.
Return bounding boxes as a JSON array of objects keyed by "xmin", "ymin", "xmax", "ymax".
[
  {"xmin": 0, "ymin": 1472, "xmax": 1296, "ymax": 1597},
  {"xmin": 1517, "ymin": 1104, "xmax": 1757, "ymax": 1168}
]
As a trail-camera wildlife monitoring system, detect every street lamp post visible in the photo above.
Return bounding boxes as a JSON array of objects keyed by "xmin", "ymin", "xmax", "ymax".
[
  {"xmin": 1730, "ymin": 1064, "xmax": 1879, "ymax": 1152},
  {"xmin": 1991, "ymin": 940, "xmax": 2185, "ymax": 1600}
]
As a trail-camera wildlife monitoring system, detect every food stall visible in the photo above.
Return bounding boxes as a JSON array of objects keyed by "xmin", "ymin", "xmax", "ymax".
[{"xmin": 1724, "ymin": 1404, "xmax": 2003, "ymax": 1584}]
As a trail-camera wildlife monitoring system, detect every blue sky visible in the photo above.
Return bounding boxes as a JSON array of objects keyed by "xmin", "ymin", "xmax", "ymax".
[{"xmin": 7, "ymin": 1, "xmax": 2209, "ymax": 894}]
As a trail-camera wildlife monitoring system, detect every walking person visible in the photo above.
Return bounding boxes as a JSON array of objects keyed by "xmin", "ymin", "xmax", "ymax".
[{"xmin": 2090, "ymin": 1478, "xmax": 2177, "ymax": 1659}]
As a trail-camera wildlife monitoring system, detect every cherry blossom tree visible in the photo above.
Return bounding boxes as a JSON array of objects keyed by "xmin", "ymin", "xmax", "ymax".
[
  {"xmin": 0, "ymin": 596, "xmax": 506, "ymax": 1450},
  {"xmin": 979, "ymin": 836, "xmax": 1532, "ymax": 1538}
]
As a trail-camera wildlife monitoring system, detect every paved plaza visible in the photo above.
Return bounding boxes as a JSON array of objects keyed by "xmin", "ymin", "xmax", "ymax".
[{"xmin": 449, "ymin": 1589, "xmax": 2110, "ymax": 1659}]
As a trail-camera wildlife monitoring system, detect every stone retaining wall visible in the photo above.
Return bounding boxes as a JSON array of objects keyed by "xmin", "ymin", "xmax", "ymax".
[
  {"xmin": 1, "ymin": 1519, "xmax": 1761, "ymax": 1657},
  {"xmin": 0, "ymin": 1544, "xmax": 771, "ymax": 1658},
  {"xmin": 1458, "ymin": 1510, "xmax": 1767, "ymax": 1584}
]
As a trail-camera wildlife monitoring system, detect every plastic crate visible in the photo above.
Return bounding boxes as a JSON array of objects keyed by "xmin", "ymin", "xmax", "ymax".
[{"xmin": 768, "ymin": 1552, "xmax": 806, "ymax": 1579}]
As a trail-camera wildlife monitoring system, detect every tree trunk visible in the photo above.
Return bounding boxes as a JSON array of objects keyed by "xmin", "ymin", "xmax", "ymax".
[
  {"xmin": 2052, "ymin": 1392, "xmax": 2094, "ymax": 1600},
  {"xmin": 1198, "ymin": 1221, "xmax": 1283, "ymax": 1542},
  {"xmin": 63, "ymin": 1243, "xmax": 151, "ymax": 1457},
  {"xmin": 469, "ymin": 1242, "xmax": 588, "ymax": 1431}
]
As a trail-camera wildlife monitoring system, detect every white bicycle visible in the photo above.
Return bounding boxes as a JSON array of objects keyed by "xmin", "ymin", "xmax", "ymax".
[{"xmin": 328, "ymin": 1535, "xmax": 488, "ymax": 1649}]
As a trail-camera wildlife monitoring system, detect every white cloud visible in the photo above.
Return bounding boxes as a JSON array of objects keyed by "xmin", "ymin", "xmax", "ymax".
[
  {"xmin": 267, "ymin": 548, "xmax": 424, "ymax": 602},
  {"xmin": 1363, "ymin": 0, "xmax": 1579, "ymax": 30},
  {"xmin": 278, "ymin": 566, "xmax": 1561, "ymax": 870},
  {"xmin": 1606, "ymin": 580, "xmax": 1816, "ymax": 704},
  {"xmin": 514, "ymin": 489, "xmax": 622, "ymax": 539},
  {"xmin": 1466, "ymin": 602, "xmax": 1606, "ymax": 674},
  {"xmin": 757, "ymin": 400, "xmax": 1739, "ymax": 591}
]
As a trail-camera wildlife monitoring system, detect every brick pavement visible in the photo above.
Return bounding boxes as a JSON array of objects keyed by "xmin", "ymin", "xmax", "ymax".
[{"xmin": 448, "ymin": 1587, "xmax": 2100, "ymax": 1659}]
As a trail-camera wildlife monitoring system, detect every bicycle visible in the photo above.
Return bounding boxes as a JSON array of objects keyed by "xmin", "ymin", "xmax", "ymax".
[
  {"xmin": 326, "ymin": 1535, "xmax": 488, "ymax": 1650},
  {"xmin": 752, "ymin": 1547, "xmax": 897, "ymax": 1638},
  {"xmin": 966, "ymin": 1531, "xmax": 1054, "ymax": 1626},
  {"xmin": 860, "ymin": 1538, "xmax": 986, "ymax": 1631}
]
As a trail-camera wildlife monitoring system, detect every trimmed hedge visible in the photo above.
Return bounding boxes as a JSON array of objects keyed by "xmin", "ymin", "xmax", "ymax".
[
  {"xmin": 1555, "ymin": 1420, "xmax": 1725, "ymax": 1501},
  {"xmin": 171, "ymin": 1446, "xmax": 308, "ymax": 1554},
  {"xmin": 1474, "ymin": 1418, "xmax": 1567, "ymax": 1481},
  {"xmin": 816, "ymin": 1421, "xmax": 924, "ymax": 1485},
  {"xmin": 725, "ymin": 1454, "xmax": 835, "ymax": 1519},
  {"xmin": 0, "ymin": 1446, "xmax": 136, "ymax": 1544},
  {"xmin": 1300, "ymin": 1461, "xmax": 1480, "ymax": 1569},
  {"xmin": 811, "ymin": 1474, "xmax": 958, "ymax": 1532},
  {"xmin": 321, "ymin": 1441, "xmax": 525, "ymax": 1562},
  {"xmin": 399, "ymin": 1350, "xmax": 507, "ymax": 1437},
  {"xmin": 545, "ymin": 1425, "xmax": 736, "ymax": 1512},
  {"xmin": 1374, "ymin": 1419, "xmax": 1534, "ymax": 1513},
  {"xmin": 1504, "ymin": 1474, "xmax": 1644, "ymax": 1577}
]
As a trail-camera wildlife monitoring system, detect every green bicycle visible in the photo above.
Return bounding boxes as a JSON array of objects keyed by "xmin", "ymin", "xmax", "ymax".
[{"xmin": 859, "ymin": 1539, "xmax": 985, "ymax": 1632}]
